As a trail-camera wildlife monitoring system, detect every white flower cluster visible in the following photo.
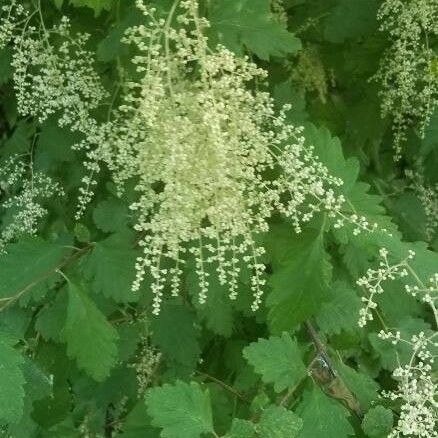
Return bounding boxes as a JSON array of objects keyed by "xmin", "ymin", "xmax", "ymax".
[
  {"xmin": 0, "ymin": 156, "xmax": 64, "ymax": 250},
  {"xmin": 7, "ymin": 8, "xmax": 107, "ymax": 218},
  {"xmin": 375, "ymin": 0, "xmax": 438, "ymax": 159},
  {"xmin": 0, "ymin": 0, "xmax": 24, "ymax": 50},
  {"xmin": 358, "ymin": 249, "xmax": 438, "ymax": 437},
  {"xmin": 406, "ymin": 274, "xmax": 438, "ymax": 321},
  {"xmin": 12, "ymin": 15, "xmax": 106, "ymax": 127},
  {"xmin": 95, "ymin": 0, "xmax": 344, "ymax": 314},
  {"xmin": 406, "ymin": 170, "xmax": 438, "ymax": 242},
  {"xmin": 378, "ymin": 330, "xmax": 437, "ymax": 437},
  {"xmin": 1, "ymin": 0, "xmax": 346, "ymax": 314},
  {"xmin": 357, "ymin": 248, "xmax": 414, "ymax": 327}
]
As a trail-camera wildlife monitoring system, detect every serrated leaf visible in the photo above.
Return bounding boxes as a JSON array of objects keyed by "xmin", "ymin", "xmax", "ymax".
[
  {"xmin": 0, "ymin": 48, "xmax": 13, "ymax": 85},
  {"xmin": 324, "ymin": 0, "xmax": 378, "ymax": 43},
  {"xmin": 186, "ymin": 262, "xmax": 234, "ymax": 337},
  {"xmin": 83, "ymin": 232, "xmax": 138, "ymax": 303},
  {"xmin": 69, "ymin": 0, "xmax": 114, "ymax": 15},
  {"xmin": 117, "ymin": 322, "xmax": 143, "ymax": 363},
  {"xmin": 362, "ymin": 406, "xmax": 393, "ymax": 437},
  {"xmin": 92, "ymin": 199, "xmax": 129, "ymax": 233},
  {"xmin": 151, "ymin": 303, "xmax": 200, "ymax": 372},
  {"xmin": 0, "ymin": 238, "xmax": 69, "ymax": 300},
  {"xmin": 119, "ymin": 402, "xmax": 159, "ymax": 438},
  {"xmin": 0, "ymin": 334, "xmax": 25, "ymax": 424},
  {"xmin": 266, "ymin": 227, "xmax": 332, "ymax": 333},
  {"xmin": 257, "ymin": 405, "xmax": 303, "ymax": 438},
  {"xmin": 0, "ymin": 307, "xmax": 31, "ymax": 339},
  {"xmin": 243, "ymin": 332, "xmax": 307, "ymax": 393},
  {"xmin": 316, "ymin": 281, "xmax": 361, "ymax": 335},
  {"xmin": 97, "ymin": 9, "xmax": 143, "ymax": 62},
  {"xmin": 297, "ymin": 386, "xmax": 354, "ymax": 437},
  {"xmin": 2, "ymin": 120, "xmax": 35, "ymax": 157},
  {"xmin": 35, "ymin": 291, "xmax": 68, "ymax": 342},
  {"xmin": 305, "ymin": 124, "xmax": 398, "ymax": 237},
  {"xmin": 35, "ymin": 118, "xmax": 76, "ymax": 169},
  {"xmin": 62, "ymin": 282, "xmax": 119, "ymax": 381},
  {"xmin": 145, "ymin": 381, "xmax": 214, "ymax": 438},
  {"xmin": 335, "ymin": 362, "xmax": 379, "ymax": 411},
  {"xmin": 226, "ymin": 419, "xmax": 256, "ymax": 438},
  {"xmin": 208, "ymin": 0, "xmax": 301, "ymax": 60}
]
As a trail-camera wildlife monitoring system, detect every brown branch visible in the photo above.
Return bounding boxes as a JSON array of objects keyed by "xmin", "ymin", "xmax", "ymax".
[
  {"xmin": 304, "ymin": 320, "xmax": 337, "ymax": 378},
  {"xmin": 194, "ymin": 370, "xmax": 250, "ymax": 404}
]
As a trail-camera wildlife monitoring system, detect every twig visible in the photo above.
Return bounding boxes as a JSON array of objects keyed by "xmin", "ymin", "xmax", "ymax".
[
  {"xmin": 279, "ymin": 381, "xmax": 301, "ymax": 407},
  {"xmin": 194, "ymin": 370, "xmax": 250, "ymax": 404},
  {"xmin": 0, "ymin": 243, "xmax": 94, "ymax": 311}
]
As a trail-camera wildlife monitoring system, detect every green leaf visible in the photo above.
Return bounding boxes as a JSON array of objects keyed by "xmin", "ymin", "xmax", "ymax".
[
  {"xmin": 119, "ymin": 402, "xmax": 159, "ymax": 438},
  {"xmin": 361, "ymin": 406, "xmax": 393, "ymax": 437},
  {"xmin": 151, "ymin": 303, "xmax": 200, "ymax": 372},
  {"xmin": 0, "ymin": 238, "xmax": 69, "ymax": 300},
  {"xmin": 324, "ymin": 0, "xmax": 378, "ymax": 43},
  {"xmin": 145, "ymin": 381, "xmax": 215, "ymax": 438},
  {"xmin": 0, "ymin": 334, "xmax": 25, "ymax": 424},
  {"xmin": 186, "ymin": 262, "xmax": 234, "ymax": 337},
  {"xmin": 97, "ymin": 9, "xmax": 143, "ymax": 62},
  {"xmin": 257, "ymin": 405, "xmax": 303, "ymax": 438},
  {"xmin": 369, "ymin": 317, "xmax": 431, "ymax": 371},
  {"xmin": 226, "ymin": 419, "xmax": 256, "ymax": 438},
  {"xmin": 62, "ymin": 282, "xmax": 119, "ymax": 381},
  {"xmin": 335, "ymin": 362, "xmax": 379, "ymax": 411},
  {"xmin": 69, "ymin": 0, "xmax": 114, "ymax": 15},
  {"xmin": 316, "ymin": 281, "xmax": 361, "ymax": 335},
  {"xmin": 266, "ymin": 227, "xmax": 332, "ymax": 333},
  {"xmin": 35, "ymin": 291, "xmax": 68, "ymax": 342},
  {"xmin": 35, "ymin": 118, "xmax": 76, "ymax": 170},
  {"xmin": 304, "ymin": 125, "xmax": 398, "ymax": 237},
  {"xmin": 243, "ymin": 332, "xmax": 307, "ymax": 393},
  {"xmin": 208, "ymin": 0, "xmax": 301, "ymax": 60},
  {"xmin": 83, "ymin": 232, "xmax": 138, "ymax": 303},
  {"xmin": 2, "ymin": 120, "xmax": 35, "ymax": 157},
  {"xmin": 0, "ymin": 48, "xmax": 13, "ymax": 85},
  {"xmin": 74, "ymin": 223, "xmax": 90, "ymax": 243},
  {"xmin": 297, "ymin": 386, "xmax": 354, "ymax": 437},
  {"xmin": 92, "ymin": 198, "xmax": 129, "ymax": 233}
]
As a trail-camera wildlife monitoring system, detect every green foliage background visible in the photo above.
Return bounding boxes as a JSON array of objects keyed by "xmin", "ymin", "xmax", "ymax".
[{"xmin": 0, "ymin": 0, "xmax": 437, "ymax": 436}]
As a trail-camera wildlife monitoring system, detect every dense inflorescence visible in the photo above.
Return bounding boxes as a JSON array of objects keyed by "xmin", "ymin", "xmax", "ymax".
[
  {"xmin": 93, "ymin": 0, "xmax": 345, "ymax": 313},
  {"xmin": 375, "ymin": 0, "xmax": 438, "ymax": 158},
  {"xmin": 0, "ymin": 1, "xmax": 437, "ymax": 437},
  {"xmin": 0, "ymin": 156, "xmax": 63, "ymax": 250},
  {"xmin": 0, "ymin": 0, "xmax": 25, "ymax": 50},
  {"xmin": 0, "ymin": 0, "xmax": 346, "ymax": 313}
]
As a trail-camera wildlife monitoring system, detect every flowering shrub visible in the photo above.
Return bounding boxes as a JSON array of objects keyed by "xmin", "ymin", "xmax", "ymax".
[{"xmin": 0, "ymin": 1, "xmax": 436, "ymax": 437}]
